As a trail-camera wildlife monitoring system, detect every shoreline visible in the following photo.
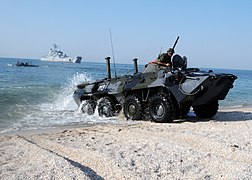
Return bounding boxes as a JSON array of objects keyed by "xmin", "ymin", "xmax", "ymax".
[
  {"xmin": 1, "ymin": 106, "xmax": 252, "ymax": 136},
  {"xmin": 1, "ymin": 108, "xmax": 252, "ymax": 179}
]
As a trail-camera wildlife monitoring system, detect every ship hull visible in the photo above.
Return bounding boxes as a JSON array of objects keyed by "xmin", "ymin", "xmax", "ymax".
[{"xmin": 40, "ymin": 56, "xmax": 82, "ymax": 63}]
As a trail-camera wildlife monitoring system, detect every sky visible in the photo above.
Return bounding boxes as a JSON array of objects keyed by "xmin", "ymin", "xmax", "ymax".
[{"xmin": 0, "ymin": 0, "xmax": 252, "ymax": 70}]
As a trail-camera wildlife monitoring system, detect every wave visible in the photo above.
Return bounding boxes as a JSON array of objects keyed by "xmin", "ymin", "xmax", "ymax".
[
  {"xmin": 0, "ymin": 73, "xmax": 124, "ymax": 134},
  {"xmin": 39, "ymin": 72, "xmax": 93, "ymax": 111}
]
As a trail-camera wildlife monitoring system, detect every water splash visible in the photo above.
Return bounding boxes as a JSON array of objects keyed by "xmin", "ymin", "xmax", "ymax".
[
  {"xmin": 0, "ymin": 73, "xmax": 102, "ymax": 133},
  {"xmin": 40, "ymin": 72, "xmax": 93, "ymax": 111}
]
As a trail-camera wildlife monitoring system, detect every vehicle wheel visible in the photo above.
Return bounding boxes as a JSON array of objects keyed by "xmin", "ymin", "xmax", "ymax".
[
  {"xmin": 81, "ymin": 100, "xmax": 96, "ymax": 115},
  {"xmin": 193, "ymin": 101, "xmax": 219, "ymax": 118},
  {"xmin": 98, "ymin": 97, "xmax": 115, "ymax": 117},
  {"xmin": 124, "ymin": 94, "xmax": 143, "ymax": 120},
  {"xmin": 148, "ymin": 93, "xmax": 175, "ymax": 123}
]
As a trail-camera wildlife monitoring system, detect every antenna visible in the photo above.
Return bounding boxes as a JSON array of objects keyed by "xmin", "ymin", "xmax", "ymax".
[
  {"xmin": 109, "ymin": 28, "xmax": 117, "ymax": 77},
  {"xmin": 158, "ymin": 46, "xmax": 163, "ymax": 58}
]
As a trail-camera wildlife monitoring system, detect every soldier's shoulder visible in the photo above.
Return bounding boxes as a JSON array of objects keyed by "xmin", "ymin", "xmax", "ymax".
[{"xmin": 157, "ymin": 53, "xmax": 167, "ymax": 61}]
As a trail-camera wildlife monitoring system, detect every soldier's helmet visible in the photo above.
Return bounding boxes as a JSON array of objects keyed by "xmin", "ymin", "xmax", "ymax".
[{"xmin": 167, "ymin": 48, "xmax": 175, "ymax": 55}]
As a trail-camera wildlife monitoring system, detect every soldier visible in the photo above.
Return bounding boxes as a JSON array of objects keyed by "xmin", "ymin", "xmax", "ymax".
[
  {"xmin": 154, "ymin": 48, "xmax": 175, "ymax": 67},
  {"xmin": 143, "ymin": 48, "xmax": 175, "ymax": 73}
]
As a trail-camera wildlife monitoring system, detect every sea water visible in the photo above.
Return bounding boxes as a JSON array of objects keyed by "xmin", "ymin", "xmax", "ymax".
[{"xmin": 0, "ymin": 58, "xmax": 251, "ymax": 133}]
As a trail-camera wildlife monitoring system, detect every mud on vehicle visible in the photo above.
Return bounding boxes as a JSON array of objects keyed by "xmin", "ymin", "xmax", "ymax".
[{"xmin": 73, "ymin": 39, "xmax": 237, "ymax": 123}]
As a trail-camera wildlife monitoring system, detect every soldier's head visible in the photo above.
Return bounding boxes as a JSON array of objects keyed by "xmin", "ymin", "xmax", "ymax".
[{"xmin": 167, "ymin": 48, "xmax": 174, "ymax": 56}]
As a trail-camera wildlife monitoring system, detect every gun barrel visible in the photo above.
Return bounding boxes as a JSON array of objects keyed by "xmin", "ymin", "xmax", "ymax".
[{"xmin": 172, "ymin": 36, "xmax": 180, "ymax": 49}]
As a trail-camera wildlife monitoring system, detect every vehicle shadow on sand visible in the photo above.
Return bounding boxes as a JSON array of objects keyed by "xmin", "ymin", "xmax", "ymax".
[{"xmin": 179, "ymin": 110, "xmax": 252, "ymax": 123}]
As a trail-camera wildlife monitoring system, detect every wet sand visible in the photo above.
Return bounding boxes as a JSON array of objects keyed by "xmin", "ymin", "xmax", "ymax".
[{"xmin": 1, "ymin": 108, "xmax": 252, "ymax": 179}]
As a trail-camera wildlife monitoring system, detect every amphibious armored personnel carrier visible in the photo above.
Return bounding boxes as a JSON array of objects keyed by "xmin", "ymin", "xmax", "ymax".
[{"xmin": 73, "ymin": 39, "xmax": 237, "ymax": 122}]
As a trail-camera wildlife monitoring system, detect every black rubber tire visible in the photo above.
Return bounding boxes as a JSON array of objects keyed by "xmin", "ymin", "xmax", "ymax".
[
  {"xmin": 124, "ymin": 95, "xmax": 143, "ymax": 120},
  {"xmin": 98, "ymin": 97, "xmax": 115, "ymax": 117},
  {"xmin": 81, "ymin": 100, "xmax": 96, "ymax": 115},
  {"xmin": 148, "ymin": 93, "xmax": 174, "ymax": 123},
  {"xmin": 193, "ymin": 101, "xmax": 219, "ymax": 119}
]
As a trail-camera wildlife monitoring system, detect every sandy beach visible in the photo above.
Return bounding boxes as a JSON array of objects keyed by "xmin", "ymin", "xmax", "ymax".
[{"xmin": 1, "ymin": 108, "xmax": 252, "ymax": 180}]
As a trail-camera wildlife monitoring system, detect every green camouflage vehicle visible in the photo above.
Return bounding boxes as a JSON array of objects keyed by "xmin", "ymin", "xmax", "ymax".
[{"xmin": 73, "ymin": 39, "xmax": 237, "ymax": 122}]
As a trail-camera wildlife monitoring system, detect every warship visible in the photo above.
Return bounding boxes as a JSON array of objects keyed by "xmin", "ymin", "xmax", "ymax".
[{"xmin": 41, "ymin": 44, "xmax": 82, "ymax": 63}]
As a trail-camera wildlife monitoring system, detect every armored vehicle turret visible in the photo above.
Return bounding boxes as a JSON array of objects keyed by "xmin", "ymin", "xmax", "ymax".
[{"xmin": 73, "ymin": 40, "xmax": 237, "ymax": 122}]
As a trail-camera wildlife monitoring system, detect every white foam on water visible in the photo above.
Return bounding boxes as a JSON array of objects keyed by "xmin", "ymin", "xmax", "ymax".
[
  {"xmin": 1, "ymin": 73, "xmax": 125, "ymax": 133},
  {"xmin": 40, "ymin": 72, "xmax": 92, "ymax": 111}
]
